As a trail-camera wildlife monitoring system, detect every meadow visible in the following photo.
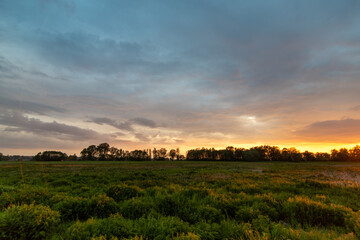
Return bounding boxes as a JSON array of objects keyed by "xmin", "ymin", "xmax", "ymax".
[{"xmin": 0, "ymin": 161, "xmax": 360, "ymax": 240}]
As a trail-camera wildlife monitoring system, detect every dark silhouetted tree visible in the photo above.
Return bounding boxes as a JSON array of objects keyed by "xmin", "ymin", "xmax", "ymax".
[
  {"xmin": 169, "ymin": 149, "xmax": 176, "ymax": 160},
  {"xmin": 97, "ymin": 143, "xmax": 110, "ymax": 160}
]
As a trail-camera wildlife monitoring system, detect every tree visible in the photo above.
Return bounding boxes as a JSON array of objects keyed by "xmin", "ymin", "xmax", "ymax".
[
  {"xmin": 315, "ymin": 152, "xmax": 331, "ymax": 161},
  {"xmin": 331, "ymin": 149, "xmax": 339, "ymax": 161},
  {"xmin": 80, "ymin": 145, "xmax": 97, "ymax": 161},
  {"xmin": 109, "ymin": 147, "xmax": 118, "ymax": 159},
  {"xmin": 338, "ymin": 148, "xmax": 350, "ymax": 161},
  {"xmin": 176, "ymin": 148, "xmax": 180, "ymax": 160},
  {"xmin": 243, "ymin": 149, "xmax": 261, "ymax": 161},
  {"xmin": 115, "ymin": 148, "xmax": 124, "ymax": 160},
  {"xmin": 350, "ymin": 145, "xmax": 360, "ymax": 161},
  {"xmin": 235, "ymin": 148, "xmax": 245, "ymax": 161},
  {"xmin": 331, "ymin": 148, "xmax": 350, "ymax": 161},
  {"xmin": 97, "ymin": 143, "xmax": 110, "ymax": 160},
  {"xmin": 32, "ymin": 151, "xmax": 68, "ymax": 161},
  {"xmin": 169, "ymin": 149, "xmax": 176, "ymax": 160},
  {"xmin": 158, "ymin": 148, "xmax": 167, "ymax": 160},
  {"xmin": 302, "ymin": 151, "xmax": 316, "ymax": 162},
  {"xmin": 68, "ymin": 154, "xmax": 78, "ymax": 161},
  {"xmin": 281, "ymin": 147, "xmax": 302, "ymax": 162},
  {"xmin": 267, "ymin": 146, "xmax": 281, "ymax": 161},
  {"xmin": 152, "ymin": 148, "xmax": 159, "ymax": 160}
]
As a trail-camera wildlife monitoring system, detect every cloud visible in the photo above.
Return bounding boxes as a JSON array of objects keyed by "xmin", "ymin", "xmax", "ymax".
[
  {"xmin": 36, "ymin": 32, "xmax": 142, "ymax": 73},
  {"xmin": 0, "ymin": 111, "xmax": 102, "ymax": 141},
  {"xmin": 295, "ymin": 119, "xmax": 360, "ymax": 143},
  {"xmin": 135, "ymin": 133, "xmax": 149, "ymax": 142},
  {"xmin": 130, "ymin": 118, "xmax": 157, "ymax": 128},
  {"xmin": 87, "ymin": 117, "xmax": 158, "ymax": 131},
  {"xmin": 88, "ymin": 117, "xmax": 134, "ymax": 132},
  {"xmin": 0, "ymin": 95, "xmax": 66, "ymax": 114},
  {"xmin": 350, "ymin": 105, "xmax": 360, "ymax": 111}
]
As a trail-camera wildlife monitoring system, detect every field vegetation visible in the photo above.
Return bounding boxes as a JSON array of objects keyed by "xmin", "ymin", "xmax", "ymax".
[{"xmin": 1, "ymin": 160, "xmax": 360, "ymax": 239}]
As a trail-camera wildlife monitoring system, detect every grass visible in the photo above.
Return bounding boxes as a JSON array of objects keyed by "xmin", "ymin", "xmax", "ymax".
[{"xmin": 0, "ymin": 161, "xmax": 360, "ymax": 239}]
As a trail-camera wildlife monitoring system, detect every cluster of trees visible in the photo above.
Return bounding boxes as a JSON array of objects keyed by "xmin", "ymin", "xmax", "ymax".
[
  {"xmin": 0, "ymin": 153, "xmax": 32, "ymax": 161},
  {"xmin": 80, "ymin": 143, "xmax": 185, "ymax": 161},
  {"xmin": 186, "ymin": 145, "xmax": 360, "ymax": 162},
  {"xmin": 0, "ymin": 153, "xmax": 8, "ymax": 161},
  {"xmin": 33, "ymin": 151, "xmax": 77, "ymax": 161}
]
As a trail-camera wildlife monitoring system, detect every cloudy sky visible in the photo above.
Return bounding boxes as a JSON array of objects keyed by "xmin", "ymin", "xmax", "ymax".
[{"xmin": 1, "ymin": 0, "xmax": 360, "ymax": 155}]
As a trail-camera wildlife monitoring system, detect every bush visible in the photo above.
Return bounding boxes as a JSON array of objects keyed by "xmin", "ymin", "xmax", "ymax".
[
  {"xmin": 269, "ymin": 222, "xmax": 357, "ymax": 240},
  {"xmin": 12, "ymin": 188, "xmax": 51, "ymax": 206},
  {"xmin": 132, "ymin": 215, "xmax": 191, "ymax": 239},
  {"xmin": 106, "ymin": 185, "xmax": 142, "ymax": 202},
  {"xmin": 235, "ymin": 206, "xmax": 259, "ymax": 223},
  {"xmin": 178, "ymin": 189, "xmax": 209, "ymax": 199},
  {"xmin": 66, "ymin": 214, "xmax": 131, "ymax": 240},
  {"xmin": 172, "ymin": 232, "xmax": 200, "ymax": 240},
  {"xmin": 120, "ymin": 198, "xmax": 152, "ymax": 219},
  {"xmin": 156, "ymin": 195, "xmax": 178, "ymax": 216},
  {"xmin": 49, "ymin": 179, "xmax": 72, "ymax": 187},
  {"xmin": 53, "ymin": 194, "xmax": 118, "ymax": 221},
  {"xmin": 0, "ymin": 192, "xmax": 14, "ymax": 210},
  {"xmin": 281, "ymin": 196, "xmax": 351, "ymax": 228},
  {"xmin": 0, "ymin": 203, "xmax": 60, "ymax": 239}
]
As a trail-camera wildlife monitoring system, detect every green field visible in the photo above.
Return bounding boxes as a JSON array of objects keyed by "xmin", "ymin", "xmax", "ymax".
[{"xmin": 1, "ymin": 161, "xmax": 360, "ymax": 239}]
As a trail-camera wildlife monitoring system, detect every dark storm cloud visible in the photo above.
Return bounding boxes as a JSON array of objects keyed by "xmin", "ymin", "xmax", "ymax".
[
  {"xmin": 295, "ymin": 119, "xmax": 360, "ymax": 143},
  {"xmin": 0, "ymin": 111, "xmax": 101, "ymax": 141}
]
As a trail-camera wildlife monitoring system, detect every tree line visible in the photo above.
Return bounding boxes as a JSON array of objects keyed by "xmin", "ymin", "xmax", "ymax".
[
  {"xmin": 80, "ymin": 143, "xmax": 185, "ymax": 161},
  {"xmin": 2, "ymin": 143, "xmax": 360, "ymax": 162},
  {"xmin": 187, "ymin": 145, "xmax": 360, "ymax": 162}
]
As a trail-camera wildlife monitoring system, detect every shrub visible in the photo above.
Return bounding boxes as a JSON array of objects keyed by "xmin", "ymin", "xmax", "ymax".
[
  {"xmin": 172, "ymin": 232, "xmax": 200, "ymax": 240},
  {"xmin": 132, "ymin": 215, "xmax": 191, "ymax": 239},
  {"xmin": 66, "ymin": 214, "xmax": 131, "ymax": 240},
  {"xmin": 176, "ymin": 204, "xmax": 222, "ymax": 224},
  {"xmin": 197, "ymin": 205, "xmax": 222, "ymax": 223},
  {"xmin": 281, "ymin": 196, "xmax": 351, "ymax": 228},
  {"xmin": 120, "ymin": 198, "xmax": 152, "ymax": 219},
  {"xmin": 92, "ymin": 236, "xmax": 119, "ymax": 240},
  {"xmin": 53, "ymin": 194, "xmax": 118, "ymax": 221},
  {"xmin": 53, "ymin": 196, "xmax": 91, "ymax": 220},
  {"xmin": 0, "ymin": 203, "xmax": 60, "ymax": 239},
  {"xmin": 0, "ymin": 192, "xmax": 14, "ymax": 210},
  {"xmin": 195, "ymin": 220, "xmax": 260, "ymax": 240},
  {"xmin": 269, "ymin": 222, "xmax": 357, "ymax": 240},
  {"xmin": 179, "ymin": 189, "xmax": 209, "ymax": 199},
  {"xmin": 235, "ymin": 206, "xmax": 259, "ymax": 223},
  {"xmin": 49, "ymin": 179, "xmax": 72, "ymax": 187},
  {"xmin": 106, "ymin": 185, "xmax": 142, "ymax": 202},
  {"xmin": 156, "ymin": 195, "xmax": 178, "ymax": 216},
  {"xmin": 12, "ymin": 188, "xmax": 51, "ymax": 206}
]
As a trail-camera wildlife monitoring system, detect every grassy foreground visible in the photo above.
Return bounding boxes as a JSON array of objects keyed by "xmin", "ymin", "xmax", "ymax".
[{"xmin": 0, "ymin": 161, "xmax": 360, "ymax": 240}]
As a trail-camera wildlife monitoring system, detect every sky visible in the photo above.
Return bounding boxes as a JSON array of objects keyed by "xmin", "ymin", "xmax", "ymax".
[{"xmin": 1, "ymin": 0, "xmax": 360, "ymax": 155}]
